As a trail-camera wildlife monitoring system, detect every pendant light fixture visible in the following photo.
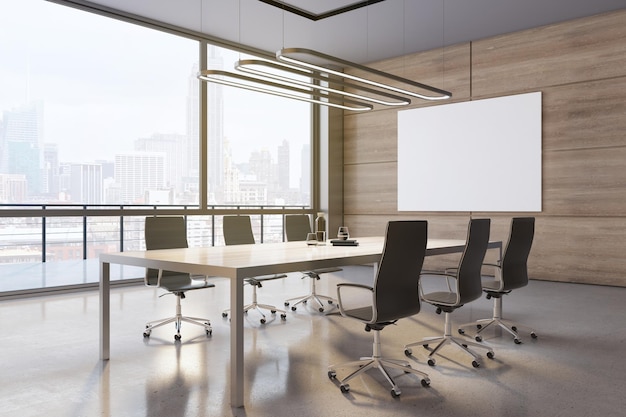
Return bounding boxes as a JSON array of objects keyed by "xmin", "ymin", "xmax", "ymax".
[{"xmin": 197, "ymin": 1, "xmax": 452, "ymax": 110}]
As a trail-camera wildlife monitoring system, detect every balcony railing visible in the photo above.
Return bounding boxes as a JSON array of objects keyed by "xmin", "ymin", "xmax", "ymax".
[{"xmin": 0, "ymin": 204, "xmax": 313, "ymax": 297}]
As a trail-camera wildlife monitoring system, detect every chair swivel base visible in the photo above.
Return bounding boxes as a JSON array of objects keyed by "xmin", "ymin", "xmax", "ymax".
[
  {"xmin": 404, "ymin": 311, "xmax": 494, "ymax": 368},
  {"xmin": 284, "ymin": 274, "xmax": 337, "ymax": 313},
  {"xmin": 142, "ymin": 293, "xmax": 212, "ymax": 341},
  {"xmin": 458, "ymin": 297, "xmax": 537, "ymax": 344},
  {"xmin": 222, "ymin": 302, "xmax": 287, "ymax": 324},
  {"xmin": 459, "ymin": 317, "xmax": 537, "ymax": 344},
  {"xmin": 143, "ymin": 315, "xmax": 212, "ymax": 342},
  {"xmin": 405, "ymin": 335, "xmax": 494, "ymax": 368},
  {"xmin": 284, "ymin": 293, "xmax": 336, "ymax": 313},
  {"xmin": 328, "ymin": 330, "xmax": 430, "ymax": 398}
]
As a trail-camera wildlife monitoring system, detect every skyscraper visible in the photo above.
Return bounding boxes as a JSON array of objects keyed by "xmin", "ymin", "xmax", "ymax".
[
  {"xmin": 0, "ymin": 102, "xmax": 44, "ymax": 197},
  {"xmin": 114, "ymin": 152, "xmax": 165, "ymax": 204},
  {"xmin": 277, "ymin": 139, "xmax": 290, "ymax": 191}
]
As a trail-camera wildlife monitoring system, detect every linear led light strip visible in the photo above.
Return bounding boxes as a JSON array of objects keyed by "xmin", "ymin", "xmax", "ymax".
[
  {"xmin": 277, "ymin": 47, "xmax": 452, "ymax": 101},
  {"xmin": 197, "ymin": 69, "xmax": 373, "ymax": 111},
  {"xmin": 235, "ymin": 58, "xmax": 411, "ymax": 106}
]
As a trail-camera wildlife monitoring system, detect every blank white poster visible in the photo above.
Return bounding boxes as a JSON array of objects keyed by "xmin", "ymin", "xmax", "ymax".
[{"xmin": 397, "ymin": 92, "xmax": 542, "ymax": 212}]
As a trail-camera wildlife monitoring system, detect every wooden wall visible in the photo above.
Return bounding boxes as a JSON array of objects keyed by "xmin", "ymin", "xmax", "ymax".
[{"xmin": 342, "ymin": 9, "xmax": 626, "ymax": 286}]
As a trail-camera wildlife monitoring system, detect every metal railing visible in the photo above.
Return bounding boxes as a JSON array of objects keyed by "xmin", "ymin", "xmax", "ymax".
[{"xmin": 0, "ymin": 204, "xmax": 314, "ymax": 297}]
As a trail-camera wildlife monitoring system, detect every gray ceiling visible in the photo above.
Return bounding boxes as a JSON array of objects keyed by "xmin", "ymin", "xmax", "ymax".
[{"xmin": 89, "ymin": 0, "xmax": 626, "ymax": 64}]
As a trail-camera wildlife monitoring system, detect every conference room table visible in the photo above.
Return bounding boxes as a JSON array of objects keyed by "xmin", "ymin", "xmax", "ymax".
[{"xmin": 99, "ymin": 236, "xmax": 502, "ymax": 407}]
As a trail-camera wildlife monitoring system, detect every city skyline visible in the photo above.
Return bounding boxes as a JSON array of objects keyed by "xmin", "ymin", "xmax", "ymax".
[{"xmin": 0, "ymin": 0, "xmax": 311, "ymax": 205}]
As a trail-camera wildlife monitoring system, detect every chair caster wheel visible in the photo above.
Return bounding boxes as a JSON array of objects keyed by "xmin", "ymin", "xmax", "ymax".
[
  {"xmin": 270, "ymin": 310, "xmax": 276, "ymax": 314},
  {"xmin": 458, "ymin": 328, "xmax": 465, "ymax": 335},
  {"xmin": 328, "ymin": 370, "xmax": 336, "ymax": 379},
  {"xmin": 340, "ymin": 384, "xmax": 350, "ymax": 394},
  {"xmin": 514, "ymin": 338, "xmax": 522, "ymax": 344},
  {"xmin": 472, "ymin": 360, "xmax": 480, "ymax": 368},
  {"xmin": 391, "ymin": 388, "xmax": 401, "ymax": 398},
  {"xmin": 174, "ymin": 334, "xmax": 181, "ymax": 341},
  {"xmin": 291, "ymin": 306, "xmax": 297, "ymax": 311},
  {"xmin": 531, "ymin": 332, "xmax": 538, "ymax": 339},
  {"xmin": 421, "ymin": 378, "xmax": 431, "ymax": 387},
  {"xmin": 260, "ymin": 318, "xmax": 266, "ymax": 324},
  {"xmin": 487, "ymin": 351, "xmax": 495, "ymax": 359},
  {"xmin": 404, "ymin": 348, "xmax": 412, "ymax": 356},
  {"xmin": 284, "ymin": 302, "xmax": 290, "ymax": 307},
  {"xmin": 476, "ymin": 324, "xmax": 482, "ymax": 329},
  {"xmin": 511, "ymin": 326, "xmax": 518, "ymax": 332},
  {"xmin": 328, "ymin": 300, "xmax": 333, "ymax": 304},
  {"xmin": 143, "ymin": 331, "xmax": 150, "ymax": 338},
  {"xmin": 427, "ymin": 358, "xmax": 436, "ymax": 366},
  {"xmin": 475, "ymin": 335, "xmax": 483, "ymax": 342},
  {"xmin": 280, "ymin": 314, "xmax": 287, "ymax": 320},
  {"xmin": 222, "ymin": 312, "xmax": 228, "ymax": 318},
  {"xmin": 318, "ymin": 307, "xmax": 324, "ymax": 313}
]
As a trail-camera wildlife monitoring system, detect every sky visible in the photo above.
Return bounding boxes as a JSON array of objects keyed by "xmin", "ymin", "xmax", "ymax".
[{"xmin": 0, "ymin": 0, "xmax": 310, "ymax": 176}]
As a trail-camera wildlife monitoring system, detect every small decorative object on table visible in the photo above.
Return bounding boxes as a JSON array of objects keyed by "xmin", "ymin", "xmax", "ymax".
[{"xmin": 330, "ymin": 239, "xmax": 358, "ymax": 247}]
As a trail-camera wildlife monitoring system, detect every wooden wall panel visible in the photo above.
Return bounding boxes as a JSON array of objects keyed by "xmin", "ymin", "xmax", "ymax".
[
  {"xmin": 543, "ymin": 78, "xmax": 626, "ymax": 151},
  {"xmin": 344, "ymin": 162, "xmax": 397, "ymax": 214},
  {"xmin": 344, "ymin": 111, "xmax": 397, "ymax": 165},
  {"xmin": 543, "ymin": 147, "xmax": 626, "ymax": 216},
  {"xmin": 472, "ymin": 10, "xmax": 626, "ymax": 97},
  {"xmin": 531, "ymin": 217, "xmax": 626, "ymax": 286},
  {"xmin": 341, "ymin": 9, "xmax": 626, "ymax": 287}
]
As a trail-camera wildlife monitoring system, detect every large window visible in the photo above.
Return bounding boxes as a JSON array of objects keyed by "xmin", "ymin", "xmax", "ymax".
[
  {"xmin": 0, "ymin": 0, "xmax": 199, "ymax": 205},
  {"xmin": 0, "ymin": 1, "xmax": 313, "ymax": 292},
  {"xmin": 0, "ymin": 1, "xmax": 312, "ymax": 209}
]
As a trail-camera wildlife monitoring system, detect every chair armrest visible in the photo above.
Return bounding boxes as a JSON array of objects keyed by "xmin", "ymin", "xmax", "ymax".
[
  {"xmin": 419, "ymin": 271, "xmax": 457, "ymax": 297},
  {"xmin": 336, "ymin": 283, "xmax": 374, "ymax": 315},
  {"xmin": 481, "ymin": 263, "xmax": 502, "ymax": 281},
  {"xmin": 144, "ymin": 269, "xmax": 164, "ymax": 288}
]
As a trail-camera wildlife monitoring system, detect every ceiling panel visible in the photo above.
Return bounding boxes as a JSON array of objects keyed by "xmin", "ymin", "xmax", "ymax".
[{"xmin": 86, "ymin": 0, "xmax": 626, "ymax": 64}]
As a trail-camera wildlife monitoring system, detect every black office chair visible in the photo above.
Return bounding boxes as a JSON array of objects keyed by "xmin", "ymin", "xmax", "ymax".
[
  {"xmin": 283, "ymin": 214, "xmax": 342, "ymax": 313},
  {"xmin": 458, "ymin": 217, "xmax": 537, "ymax": 344},
  {"xmin": 404, "ymin": 218, "xmax": 495, "ymax": 368},
  {"xmin": 143, "ymin": 216, "xmax": 214, "ymax": 342},
  {"xmin": 221, "ymin": 215, "xmax": 288, "ymax": 324},
  {"xmin": 328, "ymin": 221, "xmax": 431, "ymax": 398}
]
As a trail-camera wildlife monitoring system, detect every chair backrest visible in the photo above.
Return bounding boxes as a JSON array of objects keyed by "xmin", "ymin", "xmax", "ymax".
[
  {"xmin": 223, "ymin": 215, "xmax": 256, "ymax": 246},
  {"xmin": 374, "ymin": 221, "xmax": 428, "ymax": 323},
  {"xmin": 285, "ymin": 214, "xmax": 312, "ymax": 242},
  {"xmin": 500, "ymin": 217, "xmax": 535, "ymax": 291},
  {"xmin": 456, "ymin": 218, "xmax": 491, "ymax": 304},
  {"xmin": 144, "ymin": 216, "xmax": 188, "ymax": 285}
]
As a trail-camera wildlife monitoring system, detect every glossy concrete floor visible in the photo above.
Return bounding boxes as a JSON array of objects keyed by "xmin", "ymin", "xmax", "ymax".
[{"xmin": 1, "ymin": 266, "xmax": 625, "ymax": 417}]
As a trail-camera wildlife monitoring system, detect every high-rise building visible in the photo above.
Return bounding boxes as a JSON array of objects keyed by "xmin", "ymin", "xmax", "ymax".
[
  {"xmin": 0, "ymin": 174, "xmax": 27, "ymax": 203},
  {"xmin": 1, "ymin": 102, "xmax": 44, "ymax": 196},
  {"xmin": 69, "ymin": 163, "xmax": 103, "ymax": 204},
  {"xmin": 277, "ymin": 139, "xmax": 290, "ymax": 191},
  {"xmin": 114, "ymin": 152, "xmax": 166, "ymax": 204},
  {"xmin": 300, "ymin": 144, "xmax": 311, "ymax": 202},
  {"xmin": 134, "ymin": 133, "xmax": 185, "ymax": 190},
  {"xmin": 43, "ymin": 143, "xmax": 59, "ymax": 197}
]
